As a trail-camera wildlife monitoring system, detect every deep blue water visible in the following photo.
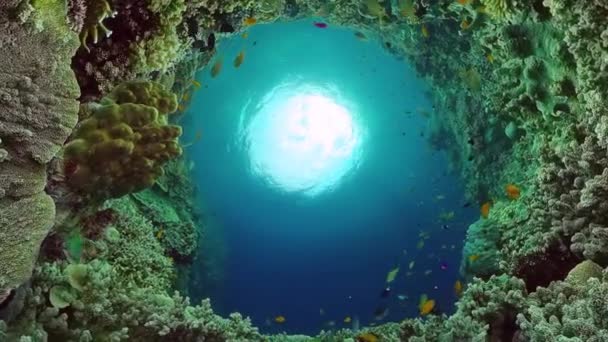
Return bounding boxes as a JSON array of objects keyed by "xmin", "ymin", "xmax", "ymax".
[{"xmin": 181, "ymin": 19, "xmax": 476, "ymax": 335}]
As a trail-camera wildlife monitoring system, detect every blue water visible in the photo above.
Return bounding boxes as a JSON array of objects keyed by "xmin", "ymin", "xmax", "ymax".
[{"xmin": 181, "ymin": 19, "xmax": 476, "ymax": 335}]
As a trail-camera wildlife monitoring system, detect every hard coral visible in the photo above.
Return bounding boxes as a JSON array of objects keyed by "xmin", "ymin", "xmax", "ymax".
[{"xmin": 63, "ymin": 81, "xmax": 182, "ymax": 200}]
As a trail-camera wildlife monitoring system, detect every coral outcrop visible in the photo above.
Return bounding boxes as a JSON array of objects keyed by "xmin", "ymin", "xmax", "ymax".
[
  {"xmin": 0, "ymin": 0, "xmax": 80, "ymax": 300},
  {"xmin": 63, "ymin": 80, "xmax": 182, "ymax": 200}
]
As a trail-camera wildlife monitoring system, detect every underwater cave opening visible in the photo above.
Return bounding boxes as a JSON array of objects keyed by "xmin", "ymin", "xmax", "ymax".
[{"xmin": 179, "ymin": 19, "xmax": 477, "ymax": 335}]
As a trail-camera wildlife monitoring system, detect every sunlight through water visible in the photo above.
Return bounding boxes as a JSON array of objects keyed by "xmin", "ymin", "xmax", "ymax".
[{"xmin": 238, "ymin": 78, "xmax": 365, "ymax": 196}]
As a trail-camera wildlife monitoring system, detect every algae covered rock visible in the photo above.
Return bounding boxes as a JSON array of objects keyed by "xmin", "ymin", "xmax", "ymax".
[
  {"xmin": 0, "ymin": 0, "xmax": 80, "ymax": 297},
  {"xmin": 63, "ymin": 80, "xmax": 183, "ymax": 199}
]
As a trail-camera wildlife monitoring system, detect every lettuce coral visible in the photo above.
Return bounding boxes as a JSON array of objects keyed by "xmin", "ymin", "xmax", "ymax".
[{"xmin": 63, "ymin": 80, "xmax": 183, "ymax": 199}]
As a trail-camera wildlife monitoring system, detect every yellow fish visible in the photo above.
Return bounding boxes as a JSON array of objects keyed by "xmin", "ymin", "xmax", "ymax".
[
  {"xmin": 487, "ymin": 53, "xmax": 495, "ymax": 63},
  {"xmin": 274, "ymin": 315, "xmax": 286, "ymax": 324},
  {"xmin": 344, "ymin": 316, "xmax": 351, "ymax": 323},
  {"xmin": 419, "ymin": 298, "xmax": 435, "ymax": 315},
  {"xmin": 182, "ymin": 92, "xmax": 191, "ymax": 101},
  {"xmin": 244, "ymin": 17, "xmax": 257, "ymax": 26},
  {"xmin": 454, "ymin": 280, "xmax": 463, "ymax": 297},
  {"xmin": 211, "ymin": 59, "xmax": 223, "ymax": 78},
  {"xmin": 469, "ymin": 254, "xmax": 480, "ymax": 262},
  {"xmin": 190, "ymin": 79, "xmax": 201, "ymax": 88},
  {"xmin": 234, "ymin": 51, "xmax": 245, "ymax": 68},
  {"xmin": 421, "ymin": 24, "xmax": 430, "ymax": 38},
  {"xmin": 156, "ymin": 229, "xmax": 164, "ymax": 239},
  {"xmin": 242, "ymin": 32, "xmax": 249, "ymax": 39},
  {"xmin": 357, "ymin": 332, "xmax": 379, "ymax": 342},
  {"xmin": 386, "ymin": 267, "xmax": 400, "ymax": 283}
]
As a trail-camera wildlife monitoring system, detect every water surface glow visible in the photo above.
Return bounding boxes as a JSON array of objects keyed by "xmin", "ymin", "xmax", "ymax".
[{"xmin": 239, "ymin": 79, "xmax": 365, "ymax": 196}]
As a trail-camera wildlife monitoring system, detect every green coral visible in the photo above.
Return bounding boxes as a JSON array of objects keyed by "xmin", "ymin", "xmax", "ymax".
[{"xmin": 63, "ymin": 80, "xmax": 183, "ymax": 199}]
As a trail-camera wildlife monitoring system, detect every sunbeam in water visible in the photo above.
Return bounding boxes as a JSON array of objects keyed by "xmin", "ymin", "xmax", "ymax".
[{"xmin": 240, "ymin": 79, "xmax": 365, "ymax": 196}]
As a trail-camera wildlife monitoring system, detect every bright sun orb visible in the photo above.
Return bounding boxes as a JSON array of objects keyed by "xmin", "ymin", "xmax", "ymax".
[{"xmin": 241, "ymin": 81, "xmax": 364, "ymax": 196}]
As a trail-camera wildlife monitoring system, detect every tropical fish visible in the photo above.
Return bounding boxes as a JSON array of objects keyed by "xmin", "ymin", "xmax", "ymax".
[
  {"xmin": 242, "ymin": 32, "xmax": 249, "ymax": 39},
  {"xmin": 454, "ymin": 280, "xmax": 463, "ymax": 296},
  {"xmin": 356, "ymin": 332, "xmax": 380, "ymax": 342},
  {"xmin": 274, "ymin": 315, "xmax": 286, "ymax": 324},
  {"xmin": 424, "ymin": 270, "xmax": 432, "ymax": 276},
  {"xmin": 380, "ymin": 286, "xmax": 391, "ymax": 298},
  {"xmin": 419, "ymin": 295, "xmax": 435, "ymax": 316},
  {"xmin": 326, "ymin": 320, "xmax": 336, "ymax": 327},
  {"xmin": 421, "ymin": 25, "xmax": 430, "ymax": 38},
  {"xmin": 417, "ymin": 240, "xmax": 425, "ymax": 249},
  {"xmin": 505, "ymin": 183, "xmax": 521, "ymax": 200},
  {"xmin": 156, "ymin": 229, "xmax": 164, "ymax": 239},
  {"xmin": 409, "ymin": 261, "xmax": 415, "ymax": 269},
  {"xmin": 487, "ymin": 53, "xmax": 495, "ymax": 63},
  {"xmin": 314, "ymin": 22, "xmax": 328, "ymax": 28},
  {"xmin": 243, "ymin": 17, "xmax": 257, "ymax": 26},
  {"xmin": 386, "ymin": 267, "xmax": 400, "ymax": 283},
  {"xmin": 460, "ymin": 18, "xmax": 471, "ymax": 30},
  {"xmin": 480, "ymin": 201, "xmax": 492, "ymax": 218},
  {"xmin": 210, "ymin": 59, "xmax": 223, "ymax": 78},
  {"xmin": 440, "ymin": 262, "xmax": 448, "ymax": 270},
  {"xmin": 182, "ymin": 92, "xmax": 191, "ymax": 101},
  {"xmin": 234, "ymin": 51, "xmax": 245, "ymax": 68},
  {"xmin": 456, "ymin": 0, "xmax": 472, "ymax": 5},
  {"xmin": 319, "ymin": 308, "xmax": 325, "ymax": 316},
  {"xmin": 442, "ymin": 224, "xmax": 450, "ymax": 230},
  {"xmin": 469, "ymin": 254, "xmax": 480, "ymax": 262},
  {"xmin": 397, "ymin": 294, "xmax": 408, "ymax": 301},
  {"xmin": 190, "ymin": 80, "xmax": 201, "ymax": 88},
  {"xmin": 354, "ymin": 31, "xmax": 367, "ymax": 41},
  {"xmin": 435, "ymin": 194, "xmax": 446, "ymax": 201},
  {"xmin": 344, "ymin": 316, "xmax": 351, "ymax": 323},
  {"xmin": 373, "ymin": 306, "xmax": 389, "ymax": 320}
]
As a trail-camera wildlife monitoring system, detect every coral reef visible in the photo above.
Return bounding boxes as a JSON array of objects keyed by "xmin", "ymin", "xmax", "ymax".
[
  {"xmin": 63, "ymin": 80, "xmax": 182, "ymax": 200},
  {"xmin": 0, "ymin": 0, "xmax": 80, "ymax": 300},
  {"xmin": 3, "ymin": 0, "xmax": 608, "ymax": 340}
]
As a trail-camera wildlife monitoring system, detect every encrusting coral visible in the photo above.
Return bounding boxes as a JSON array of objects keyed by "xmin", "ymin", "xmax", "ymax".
[
  {"xmin": 63, "ymin": 80, "xmax": 183, "ymax": 200},
  {"xmin": 0, "ymin": 0, "xmax": 80, "ymax": 302}
]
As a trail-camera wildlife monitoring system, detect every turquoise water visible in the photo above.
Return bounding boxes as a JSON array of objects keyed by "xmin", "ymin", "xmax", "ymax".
[{"xmin": 181, "ymin": 19, "xmax": 475, "ymax": 335}]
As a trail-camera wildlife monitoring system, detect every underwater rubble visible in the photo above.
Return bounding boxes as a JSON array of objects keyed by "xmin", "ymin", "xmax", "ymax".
[{"xmin": 1, "ymin": 0, "xmax": 608, "ymax": 340}]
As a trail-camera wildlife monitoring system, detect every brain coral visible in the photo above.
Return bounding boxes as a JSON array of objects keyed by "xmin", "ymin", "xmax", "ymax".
[{"xmin": 63, "ymin": 81, "xmax": 182, "ymax": 199}]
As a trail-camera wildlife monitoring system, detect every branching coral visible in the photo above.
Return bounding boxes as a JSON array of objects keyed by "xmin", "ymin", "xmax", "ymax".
[{"xmin": 63, "ymin": 81, "xmax": 182, "ymax": 200}]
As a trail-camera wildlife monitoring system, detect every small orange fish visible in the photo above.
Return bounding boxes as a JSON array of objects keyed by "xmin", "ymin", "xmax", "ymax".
[
  {"xmin": 486, "ymin": 53, "xmax": 494, "ymax": 63},
  {"xmin": 460, "ymin": 18, "xmax": 471, "ymax": 30},
  {"xmin": 243, "ymin": 17, "xmax": 257, "ymax": 26},
  {"xmin": 480, "ymin": 201, "xmax": 491, "ymax": 218},
  {"xmin": 454, "ymin": 280, "xmax": 463, "ymax": 296},
  {"xmin": 421, "ymin": 24, "xmax": 430, "ymax": 38},
  {"xmin": 419, "ymin": 299, "xmax": 435, "ymax": 315},
  {"xmin": 191, "ymin": 79, "xmax": 201, "ymax": 88},
  {"xmin": 505, "ymin": 184, "xmax": 520, "ymax": 200},
  {"xmin": 242, "ymin": 32, "xmax": 249, "ymax": 39},
  {"xmin": 457, "ymin": 0, "xmax": 472, "ymax": 5},
  {"xmin": 177, "ymin": 104, "xmax": 185, "ymax": 112},
  {"xmin": 274, "ymin": 315, "xmax": 286, "ymax": 324},
  {"xmin": 182, "ymin": 92, "xmax": 191, "ymax": 101},
  {"xmin": 469, "ymin": 254, "xmax": 480, "ymax": 263},
  {"xmin": 211, "ymin": 59, "xmax": 223, "ymax": 78},
  {"xmin": 234, "ymin": 51, "xmax": 245, "ymax": 68}
]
